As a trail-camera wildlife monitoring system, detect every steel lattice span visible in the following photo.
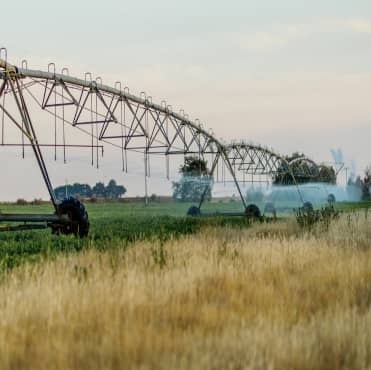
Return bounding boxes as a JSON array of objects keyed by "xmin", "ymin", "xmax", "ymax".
[{"xmin": 0, "ymin": 49, "xmax": 316, "ymax": 235}]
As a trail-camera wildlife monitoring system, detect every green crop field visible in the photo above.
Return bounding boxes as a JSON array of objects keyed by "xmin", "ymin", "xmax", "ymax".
[
  {"xmin": 0, "ymin": 200, "xmax": 370, "ymax": 369},
  {"xmin": 0, "ymin": 199, "xmax": 369, "ymax": 272},
  {"xmin": 0, "ymin": 201, "xmax": 257, "ymax": 271}
]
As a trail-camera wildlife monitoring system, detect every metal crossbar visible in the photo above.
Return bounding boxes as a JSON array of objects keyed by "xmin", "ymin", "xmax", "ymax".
[{"xmin": 0, "ymin": 53, "xmax": 314, "ymax": 216}]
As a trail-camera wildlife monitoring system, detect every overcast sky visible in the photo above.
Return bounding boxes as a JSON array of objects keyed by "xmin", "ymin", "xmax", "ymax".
[{"xmin": 1, "ymin": 0, "xmax": 371, "ymax": 199}]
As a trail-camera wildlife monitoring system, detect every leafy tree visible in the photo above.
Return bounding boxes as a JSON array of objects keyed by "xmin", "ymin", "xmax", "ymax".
[
  {"xmin": 317, "ymin": 165, "xmax": 336, "ymax": 184},
  {"xmin": 172, "ymin": 156, "xmax": 212, "ymax": 202},
  {"xmin": 105, "ymin": 179, "xmax": 126, "ymax": 199},
  {"xmin": 273, "ymin": 152, "xmax": 336, "ymax": 185},
  {"xmin": 92, "ymin": 182, "xmax": 106, "ymax": 198},
  {"xmin": 54, "ymin": 179, "xmax": 126, "ymax": 200},
  {"xmin": 54, "ymin": 183, "xmax": 92, "ymax": 200},
  {"xmin": 349, "ymin": 166, "xmax": 371, "ymax": 200}
]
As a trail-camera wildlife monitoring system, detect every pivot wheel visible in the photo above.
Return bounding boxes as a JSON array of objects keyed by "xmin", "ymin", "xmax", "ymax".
[
  {"xmin": 327, "ymin": 193, "xmax": 336, "ymax": 204},
  {"xmin": 53, "ymin": 197, "xmax": 89, "ymax": 237},
  {"xmin": 187, "ymin": 206, "xmax": 201, "ymax": 217},
  {"xmin": 245, "ymin": 204, "xmax": 261, "ymax": 219}
]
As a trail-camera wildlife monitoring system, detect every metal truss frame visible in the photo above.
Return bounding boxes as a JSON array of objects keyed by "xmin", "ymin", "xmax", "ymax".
[{"xmin": 0, "ymin": 53, "xmax": 313, "ymax": 226}]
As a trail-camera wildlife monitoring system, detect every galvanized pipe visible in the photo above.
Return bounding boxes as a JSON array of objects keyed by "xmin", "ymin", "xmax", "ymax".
[
  {"xmin": 0, "ymin": 57, "xmax": 307, "ymax": 209},
  {"xmin": 0, "ymin": 213, "xmax": 69, "ymax": 223}
]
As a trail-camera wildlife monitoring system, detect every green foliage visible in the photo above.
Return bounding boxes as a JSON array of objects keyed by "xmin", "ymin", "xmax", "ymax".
[
  {"xmin": 317, "ymin": 165, "xmax": 337, "ymax": 184},
  {"xmin": 295, "ymin": 205, "xmax": 340, "ymax": 230},
  {"xmin": 172, "ymin": 156, "xmax": 213, "ymax": 202},
  {"xmin": 16, "ymin": 198, "xmax": 28, "ymax": 206},
  {"xmin": 0, "ymin": 202, "xmax": 253, "ymax": 273},
  {"xmin": 179, "ymin": 156, "xmax": 210, "ymax": 176},
  {"xmin": 274, "ymin": 152, "xmax": 336, "ymax": 185},
  {"xmin": 172, "ymin": 177, "xmax": 212, "ymax": 203},
  {"xmin": 348, "ymin": 166, "xmax": 371, "ymax": 201},
  {"xmin": 54, "ymin": 179, "xmax": 126, "ymax": 200}
]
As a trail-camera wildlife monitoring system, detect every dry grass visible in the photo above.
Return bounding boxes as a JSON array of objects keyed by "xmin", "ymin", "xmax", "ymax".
[{"xmin": 0, "ymin": 214, "xmax": 370, "ymax": 370}]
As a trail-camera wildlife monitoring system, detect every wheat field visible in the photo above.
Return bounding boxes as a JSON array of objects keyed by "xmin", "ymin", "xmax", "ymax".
[{"xmin": 0, "ymin": 214, "xmax": 370, "ymax": 369}]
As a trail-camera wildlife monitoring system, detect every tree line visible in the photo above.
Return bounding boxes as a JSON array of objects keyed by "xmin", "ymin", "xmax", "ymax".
[
  {"xmin": 273, "ymin": 152, "xmax": 336, "ymax": 185},
  {"xmin": 172, "ymin": 154, "xmax": 338, "ymax": 203},
  {"xmin": 172, "ymin": 156, "xmax": 212, "ymax": 202},
  {"xmin": 54, "ymin": 179, "xmax": 127, "ymax": 200}
]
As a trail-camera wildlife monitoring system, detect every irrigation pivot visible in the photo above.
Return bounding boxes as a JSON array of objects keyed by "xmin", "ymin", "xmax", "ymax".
[{"xmin": 0, "ymin": 49, "xmax": 314, "ymax": 235}]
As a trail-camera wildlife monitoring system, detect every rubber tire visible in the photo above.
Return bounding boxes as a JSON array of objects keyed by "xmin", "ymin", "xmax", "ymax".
[
  {"xmin": 187, "ymin": 206, "xmax": 201, "ymax": 217},
  {"xmin": 57, "ymin": 197, "xmax": 89, "ymax": 237},
  {"xmin": 245, "ymin": 204, "xmax": 261, "ymax": 219},
  {"xmin": 327, "ymin": 193, "xmax": 336, "ymax": 204}
]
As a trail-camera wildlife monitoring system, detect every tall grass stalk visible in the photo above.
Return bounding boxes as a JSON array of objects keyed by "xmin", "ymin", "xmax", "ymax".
[{"xmin": 0, "ymin": 214, "xmax": 370, "ymax": 369}]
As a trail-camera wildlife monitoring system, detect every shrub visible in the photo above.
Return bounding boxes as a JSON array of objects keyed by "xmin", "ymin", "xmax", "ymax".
[
  {"xmin": 16, "ymin": 198, "xmax": 28, "ymax": 206},
  {"xmin": 296, "ymin": 204, "xmax": 340, "ymax": 230},
  {"xmin": 30, "ymin": 198, "xmax": 43, "ymax": 205}
]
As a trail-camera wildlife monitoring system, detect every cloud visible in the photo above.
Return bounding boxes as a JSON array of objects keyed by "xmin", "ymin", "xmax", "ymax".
[
  {"xmin": 234, "ymin": 24, "xmax": 308, "ymax": 54},
  {"xmin": 342, "ymin": 19, "xmax": 371, "ymax": 35},
  {"xmin": 233, "ymin": 17, "xmax": 371, "ymax": 54}
]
